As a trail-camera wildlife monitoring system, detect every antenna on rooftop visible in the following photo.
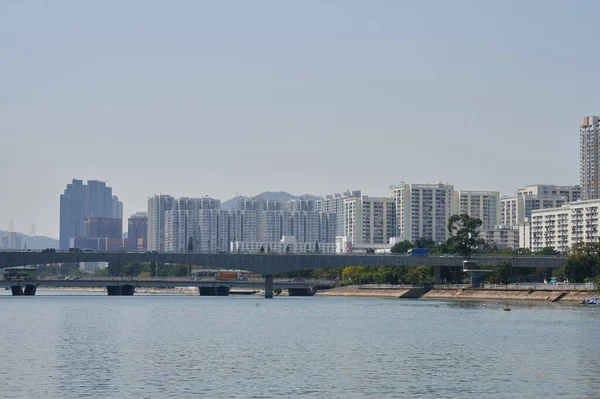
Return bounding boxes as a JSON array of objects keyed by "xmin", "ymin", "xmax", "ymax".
[
  {"xmin": 30, "ymin": 224, "xmax": 37, "ymax": 237},
  {"xmin": 8, "ymin": 218, "xmax": 14, "ymax": 233}
]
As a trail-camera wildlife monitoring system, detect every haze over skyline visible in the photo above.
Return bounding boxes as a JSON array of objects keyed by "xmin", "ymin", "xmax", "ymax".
[{"xmin": 2, "ymin": 0, "xmax": 599, "ymax": 238}]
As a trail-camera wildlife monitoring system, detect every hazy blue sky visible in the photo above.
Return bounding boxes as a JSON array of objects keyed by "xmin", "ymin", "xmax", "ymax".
[{"xmin": 2, "ymin": 0, "xmax": 599, "ymax": 238}]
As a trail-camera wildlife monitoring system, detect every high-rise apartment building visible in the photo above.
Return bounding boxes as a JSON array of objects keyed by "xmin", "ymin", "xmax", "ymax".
[
  {"xmin": 452, "ymin": 191, "xmax": 500, "ymax": 229},
  {"xmin": 520, "ymin": 199, "xmax": 600, "ymax": 252},
  {"xmin": 127, "ymin": 212, "xmax": 148, "ymax": 251},
  {"xmin": 500, "ymin": 184, "xmax": 580, "ymax": 228},
  {"xmin": 581, "ymin": 116, "xmax": 600, "ymax": 200},
  {"xmin": 389, "ymin": 183, "xmax": 454, "ymax": 243},
  {"xmin": 59, "ymin": 179, "xmax": 123, "ymax": 250},
  {"xmin": 84, "ymin": 217, "xmax": 122, "ymax": 239},
  {"xmin": 147, "ymin": 195, "xmax": 175, "ymax": 252},
  {"xmin": 342, "ymin": 196, "xmax": 395, "ymax": 245},
  {"xmin": 316, "ymin": 190, "xmax": 361, "ymax": 237}
]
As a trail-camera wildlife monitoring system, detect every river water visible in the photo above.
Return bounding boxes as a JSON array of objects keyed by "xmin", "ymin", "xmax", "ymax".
[{"xmin": 0, "ymin": 292, "xmax": 598, "ymax": 399}]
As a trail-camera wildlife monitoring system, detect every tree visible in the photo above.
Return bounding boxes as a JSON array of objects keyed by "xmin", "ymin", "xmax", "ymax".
[
  {"xmin": 259, "ymin": 245, "xmax": 265, "ymax": 253},
  {"xmin": 414, "ymin": 237, "xmax": 436, "ymax": 249},
  {"xmin": 537, "ymin": 246, "xmax": 559, "ymax": 255},
  {"xmin": 405, "ymin": 266, "xmax": 431, "ymax": 285},
  {"xmin": 188, "ymin": 237, "xmax": 194, "ymax": 252},
  {"xmin": 314, "ymin": 241, "xmax": 320, "ymax": 253},
  {"xmin": 446, "ymin": 214, "xmax": 484, "ymax": 258},
  {"xmin": 391, "ymin": 240, "xmax": 414, "ymax": 254},
  {"xmin": 489, "ymin": 261, "xmax": 513, "ymax": 284},
  {"xmin": 342, "ymin": 266, "xmax": 365, "ymax": 281},
  {"xmin": 562, "ymin": 242, "xmax": 600, "ymax": 283},
  {"xmin": 285, "ymin": 245, "xmax": 291, "ymax": 254}
]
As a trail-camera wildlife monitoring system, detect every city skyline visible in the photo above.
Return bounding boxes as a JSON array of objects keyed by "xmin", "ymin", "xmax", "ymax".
[
  {"xmin": 3, "ymin": 1, "xmax": 599, "ymax": 237},
  {"xmin": 0, "ymin": 179, "xmax": 582, "ymax": 240}
]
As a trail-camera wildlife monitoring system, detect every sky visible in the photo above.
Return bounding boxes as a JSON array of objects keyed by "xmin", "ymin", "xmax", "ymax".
[{"xmin": 2, "ymin": 0, "xmax": 600, "ymax": 238}]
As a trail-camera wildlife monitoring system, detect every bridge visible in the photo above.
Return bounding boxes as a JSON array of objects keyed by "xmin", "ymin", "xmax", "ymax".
[
  {"xmin": 0, "ymin": 277, "xmax": 336, "ymax": 297},
  {"xmin": 0, "ymin": 251, "xmax": 566, "ymax": 297}
]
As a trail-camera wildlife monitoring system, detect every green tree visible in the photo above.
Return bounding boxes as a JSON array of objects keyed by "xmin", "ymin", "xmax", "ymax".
[
  {"xmin": 414, "ymin": 237, "xmax": 436, "ymax": 249},
  {"xmin": 405, "ymin": 266, "xmax": 432, "ymax": 285},
  {"xmin": 188, "ymin": 237, "xmax": 194, "ymax": 252},
  {"xmin": 536, "ymin": 246, "xmax": 559, "ymax": 255},
  {"xmin": 489, "ymin": 261, "xmax": 513, "ymax": 284},
  {"xmin": 446, "ymin": 214, "xmax": 484, "ymax": 258},
  {"xmin": 260, "ymin": 245, "xmax": 265, "ymax": 253},
  {"xmin": 285, "ymin": 245, "xmax": 291, "ymax": 254},
  {"xmin": 342, "ymin": 266, "xmax": 366, "ymax": 281},
  {"xmin": 314, "ymin": 241, "xmax": 320, "ymax": 253},
  {"xmin": 562, "ymin": 242, "xmax": 600, "ymax": 283},
  {"xmin": 391, "ymin": 240, "xmax": 414, "ymax": 254}
]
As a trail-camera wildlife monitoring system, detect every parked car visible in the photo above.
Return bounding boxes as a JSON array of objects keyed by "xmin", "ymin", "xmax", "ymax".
[
  {"xmin": 64, "ymin": 276, "xmax": 76, "ymax": 281},
  {"xmin": 69, "ymin": 248, "xmax": 82, "ymax": 253},
  {"xmin": 82, "ymin": 248, "xmax": 94, "ymax": 253},
  {"xmin": 41, "ymin": 248, "xmax": 56, "ymax": 252}
]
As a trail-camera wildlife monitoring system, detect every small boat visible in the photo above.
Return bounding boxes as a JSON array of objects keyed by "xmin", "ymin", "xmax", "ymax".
[
  {"xmin": 504, "ymin": 306, "xmax": 511, "ymax": 311},
  {"xmin": 581, "ymin": 297, "xmax": 599, "ymax": 305}
]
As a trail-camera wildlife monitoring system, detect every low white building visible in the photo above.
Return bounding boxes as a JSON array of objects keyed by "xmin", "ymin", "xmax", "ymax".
[
  {"xmin": 335, "ymin": 236, "xmax": 394, "ymax": 253},
  {"xmin": 520, "ymin": 199, "xmax": 600, "ymax": 252},
  {"xmin": 230, "ymin": 235, "xmax": 335, "ymax": 254}
]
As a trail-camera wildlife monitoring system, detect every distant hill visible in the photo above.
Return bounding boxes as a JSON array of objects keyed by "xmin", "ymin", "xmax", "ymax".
[
  {"xmin": 221, "ymin": 191, "xmax": 321, "ymax": 211},
  {"xmin": 0, "ymin": 230, "xmax": 59, "ymax": 250}
]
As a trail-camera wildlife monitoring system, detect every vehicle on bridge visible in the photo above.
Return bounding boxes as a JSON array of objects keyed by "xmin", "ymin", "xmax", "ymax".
[
  {"xmin": 407, "ymin": 248, "xmax": 429, "ymax": 257},
  {"xmin": 3, "ymin": 266, "xmax": 37, "ymax": 281}
]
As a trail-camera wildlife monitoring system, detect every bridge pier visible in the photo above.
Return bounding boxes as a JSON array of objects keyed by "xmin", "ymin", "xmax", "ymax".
[
  {"xmin": 198, "ymin": 286, "xmax": 230, "ymax": 296},
  {"xmin": 265, "ymin": 275, "xmax": 273, "ymax": 298},
  {"xmin": 287, "ymin": 288, "xmax": 315, "ymax": 297},
  {"xmin": 106, "ymin": 285, "xmax": 135, "ymax": 296},
  {"xmin": 24, "ymin": 284, "xmax": 37, "ymax": 296},
  {"xmin": 433, "ymin": 266, "xmax": 442, "ymax": 284}
]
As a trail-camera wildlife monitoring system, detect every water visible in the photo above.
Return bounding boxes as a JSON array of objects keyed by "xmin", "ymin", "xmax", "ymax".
[{"xmin": 0, "ymin": 293, "xmax": 599, "ymax": 399}]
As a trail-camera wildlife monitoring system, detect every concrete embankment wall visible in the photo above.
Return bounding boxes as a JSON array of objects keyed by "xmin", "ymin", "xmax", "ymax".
[
  {"xmin": 318, "ymin": 287, "xmax": 595, "ymax": 302},
  {"xmin": 318, "ymin": 287, "xmax": 412, "ymax": 298}
]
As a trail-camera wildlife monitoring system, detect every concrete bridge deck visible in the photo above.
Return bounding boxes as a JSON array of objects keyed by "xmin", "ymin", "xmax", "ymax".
[{"xmin": 0, "ymin": 251, "xmax": 566, "ymax": 274}]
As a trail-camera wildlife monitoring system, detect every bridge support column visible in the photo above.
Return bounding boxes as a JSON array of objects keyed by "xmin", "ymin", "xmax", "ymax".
[
  {"xmin": 24, "ymin": 284, "xmax": 37, "ymax": 296},
  {"xmin": 107, "ymin": 285, "xmax": 135, "ymax": 296},
  {"xmin": 198, "ymin": 286, "xmax": 230, "ymax": 296},
  {"xmin": 288, "ymin": 288, "xmax": 315, "ymax": 296},
  {"xmin": 433, "ymin": 266, "xmax": 442, "ymax": 284},
  {"xmin": 264, "ymin": 275, "xmax": 273, "ymax": 299},
  {"xmin": 10, "ymin": 286, "xmax": 23, "ymax": 296}
]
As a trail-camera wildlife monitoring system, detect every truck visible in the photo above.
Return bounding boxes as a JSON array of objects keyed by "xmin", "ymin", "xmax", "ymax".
[
  {"xmin": 407, "ymin": 248, "xmax": 429, "ymax": 257},
  {"xmin": 217, "ymin": 271, "xmax": 239, "ymax": 280}
]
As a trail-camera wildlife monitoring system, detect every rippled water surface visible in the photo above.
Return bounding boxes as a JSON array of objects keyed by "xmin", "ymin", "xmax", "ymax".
[{"xmin": 0, "ymin": 293, "xmax": 599, "ymax": 398}]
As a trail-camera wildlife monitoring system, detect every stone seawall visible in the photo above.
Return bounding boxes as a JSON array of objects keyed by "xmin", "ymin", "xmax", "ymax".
[{"xmin": 318, "ymin": 287, "xmax": 595, "ymax": 302}]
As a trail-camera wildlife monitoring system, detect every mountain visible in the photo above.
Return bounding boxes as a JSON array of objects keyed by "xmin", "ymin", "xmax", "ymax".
[
  {"xmin": 221, "ymin": 191, "xmax": 321, "ymax": 211},
  {"xmin": 0, "ymin": 230, "xmax": 59, "ymax": 250}
]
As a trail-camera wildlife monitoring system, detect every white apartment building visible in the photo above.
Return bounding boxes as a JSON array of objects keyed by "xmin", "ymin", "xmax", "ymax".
[
  {"xmin": 316, "ymin": 190, "xmax": 361, "ymax": 237},
  {"xmin": 453, "ymin": 190, "xmax": 500, "ymax": 229},
  {"xmin": 478, "ymin": 227, "xmax": 519, "ymax": 250},
  {"xmin": 390, "ymin": 183, "xmax": 453, "ymax": 243},
  {"xmin": 343, "ymin": 196, "xmax": 395, "ymax": 245},
  {"xmin": 581, "ymin": 116, "xmax": 600, "ymax": 200},
  {"xmin": 520, "ymin": 199, "xmax": 600, "ymax": 252},
  {"xmin": 147, "ymin": 194, "xmax": 175, "ymax": 252},
  {"xmin": 500, "ymin": 184, "xmax": 580, "ymax": 228}
]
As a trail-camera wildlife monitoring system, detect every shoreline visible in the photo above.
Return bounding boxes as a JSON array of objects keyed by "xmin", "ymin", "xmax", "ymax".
[
  {"xmin": 20, "ymin": 287, "xmax": 599, "ymax": 302},
  {"xmin": 317, "ymin": 287, "xmax": 594, "ymax": 302}
]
